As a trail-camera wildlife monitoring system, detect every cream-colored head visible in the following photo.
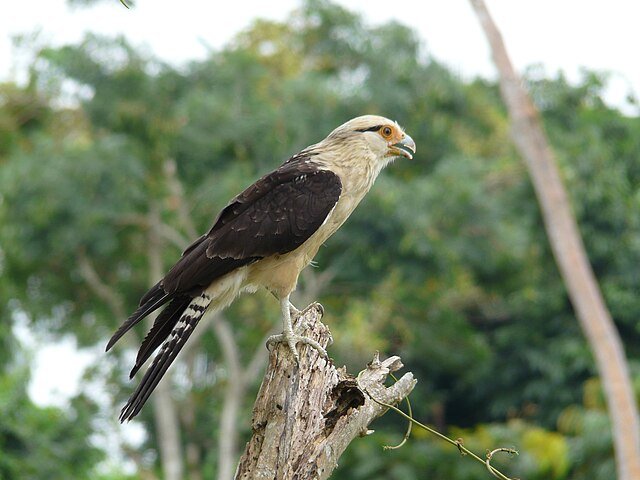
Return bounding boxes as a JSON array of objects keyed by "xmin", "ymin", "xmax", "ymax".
[{"xmin": 324, "ymin": 115, "xmax": 416, "ymax": 164}]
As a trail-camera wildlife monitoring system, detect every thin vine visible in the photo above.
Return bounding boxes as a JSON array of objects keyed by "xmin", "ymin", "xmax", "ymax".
[
  {"xmin": 382, "ymin": 372, "xmax": 413, "ymax": 450},
  {"xmin": 357, "ymin": 370, "xmax": 520, "ymax": 480}
]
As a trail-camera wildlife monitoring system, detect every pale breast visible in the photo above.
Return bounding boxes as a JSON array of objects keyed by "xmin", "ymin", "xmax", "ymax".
[{"xmin": 245, "ymin": 155, "xmax": 380, "ymax": 298}]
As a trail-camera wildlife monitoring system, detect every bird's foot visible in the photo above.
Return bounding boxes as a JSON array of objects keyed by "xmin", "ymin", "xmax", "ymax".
[
  {"xmin": 266, "ymin": 332, "xmax": 328, "ymax": 363},
  {"xmin": 288, "ymin": 302, "xmax": 325, "ymax": 320},
  {"xmin": 295, "ymin": 303, "xmax": 331, "ymax": 346},
  {"xmin": 289, "ymin": 304, "xmax": 301, "ymax": 318}
]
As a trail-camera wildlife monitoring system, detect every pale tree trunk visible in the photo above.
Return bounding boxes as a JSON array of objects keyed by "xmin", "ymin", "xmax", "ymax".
[
  {"xmin": 214, "ymin": 316, "xmax": 248, "ymax": 480},
  {"xmin": 469, "ymin": 1, "xmax": 640, "ymax": 478},
  {"xmin": 148, "ymin": 205, "xmax": 185, "ymax": 480},
  {"xmin": 211, "ymin": 313, "xmax": 273, "ymax": 480},
  {"xmin": 182, "ymin": 359, "xmax": 204, "ymax": 480},
  {"xmin": 174, "ymin": 306, "xmax": 301, "ymax": 480},
  {"xmin": 235, "ymin": 304, "xmax": 416, "ymax": 480}
]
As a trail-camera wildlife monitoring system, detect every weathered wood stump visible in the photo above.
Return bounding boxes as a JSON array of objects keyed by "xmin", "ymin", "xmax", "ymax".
[{"xmin": 235, "ymin": 303, "xmax": 416, "ymax": 480}]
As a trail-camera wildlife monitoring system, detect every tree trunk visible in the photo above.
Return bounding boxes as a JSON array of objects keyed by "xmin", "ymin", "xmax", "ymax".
[
  {"xmin": 214, "ymin": 316, "xmax": 249, "ymax": 480},
  {"xmin": 148, "ymin": 205, "xmax": 185, "ymax": 480},
  {"xmin": 469, "ymin": 2, "xmax": 640, "ymax": 478},
  {"xmin": 235, "ymin": 304, "xmax": 416, "ymax": 480}
]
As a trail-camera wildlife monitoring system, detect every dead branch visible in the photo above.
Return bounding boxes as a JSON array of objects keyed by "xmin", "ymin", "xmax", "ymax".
[{"xmin": 235, "ymin": 304, "xmax": 416, "ymax": 480}]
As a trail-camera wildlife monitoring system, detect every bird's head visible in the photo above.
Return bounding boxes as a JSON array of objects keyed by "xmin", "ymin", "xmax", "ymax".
[{"xmin": 326, "ymin": 115, "xmax": 416, "ymax": 164}]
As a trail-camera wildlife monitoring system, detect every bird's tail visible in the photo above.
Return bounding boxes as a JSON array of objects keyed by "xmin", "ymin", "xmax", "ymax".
[
  {"xmin": 106, "ymin": 281, "xmax": 171, "ymax": 351},
  {"xmin": 119, "ymin": 292, "xmax": 212, "ymax": 422}
]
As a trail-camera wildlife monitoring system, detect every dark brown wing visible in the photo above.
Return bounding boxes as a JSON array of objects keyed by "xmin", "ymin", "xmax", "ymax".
[
  {"xmin": 107, "ymin": 160, "xmax": 341, "ymax": 351},
  {"xmin": 161, "ymin": 161, "xmax": 342, "ymax": 294}
]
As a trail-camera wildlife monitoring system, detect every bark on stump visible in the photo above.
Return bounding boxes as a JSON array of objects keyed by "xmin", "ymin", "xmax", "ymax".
[{"xmin": 235, "ymin": 303, "xmax": 416, "ymax": 480}]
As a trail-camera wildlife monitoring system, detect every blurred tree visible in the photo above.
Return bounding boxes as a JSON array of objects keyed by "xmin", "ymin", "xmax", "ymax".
[
  {"xmin": 0, "ymin": 367, "xmax": 103, "ymax": 479},
  {"xmin": 0, "ymin": 304, "xmax": 102, "ymax": 479}
]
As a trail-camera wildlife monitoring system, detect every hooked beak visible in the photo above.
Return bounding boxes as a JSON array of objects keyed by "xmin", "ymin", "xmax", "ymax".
[{"xmin": 391, "ymin": 134, "xmax": 416, "ymax": 160}]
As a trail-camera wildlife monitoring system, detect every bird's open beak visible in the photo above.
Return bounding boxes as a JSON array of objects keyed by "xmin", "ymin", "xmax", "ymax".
[{"xmin": 391, "ymin": 134, "xmax": 416, "ymax": 160}]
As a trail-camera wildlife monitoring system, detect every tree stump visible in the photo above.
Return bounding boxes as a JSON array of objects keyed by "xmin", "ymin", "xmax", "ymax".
[{"xmin": 235, "ymin": 303, "xmax": 416, "ymax": 480}]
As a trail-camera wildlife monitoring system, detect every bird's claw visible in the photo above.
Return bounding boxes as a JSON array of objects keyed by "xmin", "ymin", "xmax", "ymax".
[{"xmin": 266, "ymin": 333, "xmax": 328, "ymax": 363}]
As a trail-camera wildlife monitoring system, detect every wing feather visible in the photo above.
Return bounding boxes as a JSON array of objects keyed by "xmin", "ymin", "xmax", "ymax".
[{"xmin": 163, "ymin": 162, "xmax": 341, "ymax": 295}]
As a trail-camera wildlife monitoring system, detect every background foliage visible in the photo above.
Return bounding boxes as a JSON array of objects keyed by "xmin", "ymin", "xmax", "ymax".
[{"xmin": 1, "ymin": 0, "xmax": 639, "ymax": 478}]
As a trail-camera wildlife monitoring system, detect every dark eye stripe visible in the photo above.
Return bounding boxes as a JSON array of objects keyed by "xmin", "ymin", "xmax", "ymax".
[{"xmin": 355, "ymin": 125, "xmax": 384, "ymax": 133}]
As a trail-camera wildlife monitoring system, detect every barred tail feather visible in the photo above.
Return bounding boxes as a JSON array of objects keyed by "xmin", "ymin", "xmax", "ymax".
[
  {"xmin": 129, "ymin": 295, "xmax": 192, "ymax": 379},
  {"xmin": 119, "ymin": 293, "xmax": 211, "ymax": 422}
]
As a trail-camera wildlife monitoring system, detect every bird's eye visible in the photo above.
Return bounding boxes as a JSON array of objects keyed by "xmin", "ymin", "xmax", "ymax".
[{"xmin": 380, "ymin": 126, "xmax": 393, "ymax": 139}]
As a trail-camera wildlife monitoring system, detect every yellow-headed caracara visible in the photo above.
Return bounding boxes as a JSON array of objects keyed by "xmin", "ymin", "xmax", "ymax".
[{"xmin": 107, "ymin": 115, "xmax": 416, "ymax": 421}]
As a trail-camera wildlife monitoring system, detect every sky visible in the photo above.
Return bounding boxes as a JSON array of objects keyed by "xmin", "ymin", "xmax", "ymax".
[
  {"xmin": 3, "ymin": 0, "xmax": 639, "ymax": 424},
  {"xmin": 1, "ymin": 1, "xmax": 639, "ymax": 112}
]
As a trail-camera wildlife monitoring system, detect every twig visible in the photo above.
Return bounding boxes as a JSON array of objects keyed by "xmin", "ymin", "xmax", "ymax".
[
  {"xmin": 383, "ymin": 372, "xmax": 412, "ymax": 450},
  {"xmin": 486, "ymin": 448, "xmax": 519, "ymax": 480},
  {"xmin": 456, "ymin": 438, "xmax": 467, "ymax": 456},
  {"xmin": 119, "ymin": 0, "xmax": 130, "ymax": 8},
  {"xmin": 357, "ymin": 373, "xmax": 519, "ymax": 480},
  {"xmin": 77, "ymin": 250, "xmax": 126, "ymax": 320},
  {"xmin": 116, "ymin": 214, "xmax": 189, "ymax": 251}
]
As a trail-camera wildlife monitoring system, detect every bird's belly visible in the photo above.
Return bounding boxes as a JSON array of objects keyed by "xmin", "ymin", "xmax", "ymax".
[
  {"xmin": 246, "ymin": 253, "xmax": 306, "ymax": 298},
  {"xmin": 245, "ymin": 193, "xmax": 362, "ymax": 297}
]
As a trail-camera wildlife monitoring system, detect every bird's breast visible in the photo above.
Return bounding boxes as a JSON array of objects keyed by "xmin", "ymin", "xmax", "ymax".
[
  {"xmin": 245, "ymin": 160, "xmax": 377, "ymax": 297},
  {"xmin": 244, "ymin": 191, "xmax": 363, "ymax": 297}
]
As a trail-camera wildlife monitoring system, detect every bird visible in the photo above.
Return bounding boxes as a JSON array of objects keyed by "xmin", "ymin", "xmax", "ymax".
[{"xmin": 107, "ymin": 115, "xmax": 416, "ymax": 421}]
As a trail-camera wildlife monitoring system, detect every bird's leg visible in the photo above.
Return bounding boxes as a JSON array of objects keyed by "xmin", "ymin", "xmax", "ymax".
[
  {"xmin": 266, "ymin": 295, "xmax": 328, "ymax": 363},
  {"xmin": 272, "ymin": 290, "xmax": 300, "ymax": 317}
]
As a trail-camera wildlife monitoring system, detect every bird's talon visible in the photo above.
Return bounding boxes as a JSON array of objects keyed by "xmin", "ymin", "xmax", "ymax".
[
  {"xmin": 288, "ymin": 339, "xmax": 300, "ymax": 363},
  {"xmin": 265, "ymin": 334, "xmax": 282, "ymax": 351},
  {"xmin": 265, "ymin": 333, "xmax": 328, "ymax": 361}
]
